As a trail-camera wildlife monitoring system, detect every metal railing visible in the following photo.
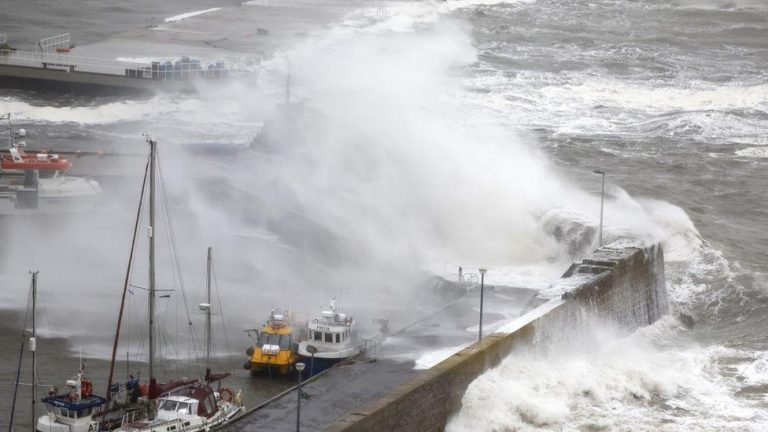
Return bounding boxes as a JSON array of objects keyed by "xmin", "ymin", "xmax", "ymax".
[
  {"xmin": 0, "ymin": 34, "xmax": 7, "ymax": 44},
  {"xmin": 0, "ymin": 50, "xmax": 248, "ymax": 80},
  {"xmin": 36, "ymin": 33, "xmax": 70, "ymax": 54}
]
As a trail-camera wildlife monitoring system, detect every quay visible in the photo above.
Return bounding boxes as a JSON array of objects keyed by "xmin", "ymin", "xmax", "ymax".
[
  {"xmin": 222, "ymin": 242, "xmax": 668, "ymax": 432},
  {"xmin": 0, "ymin": 49, "xmax": 241, "ymax": 93}
]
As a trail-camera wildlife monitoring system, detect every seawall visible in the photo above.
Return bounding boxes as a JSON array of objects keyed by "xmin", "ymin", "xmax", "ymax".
[{"xmin": 325, "ymin": 242, "xmax": 669, "ymax": 432}]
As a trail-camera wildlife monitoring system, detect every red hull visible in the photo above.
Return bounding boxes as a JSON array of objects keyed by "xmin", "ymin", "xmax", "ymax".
[{"xmin": 1, "ymin": 154, "xmax": 72, "ymax": 171}]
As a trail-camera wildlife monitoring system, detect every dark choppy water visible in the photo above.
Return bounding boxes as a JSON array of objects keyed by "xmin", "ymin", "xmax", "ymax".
[{"xmin": 1, "ymin": 0, "xmax": 767, "ymax": 430}]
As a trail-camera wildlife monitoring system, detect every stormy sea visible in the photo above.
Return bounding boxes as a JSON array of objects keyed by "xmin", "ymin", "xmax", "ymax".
[{"xmin": 1, "ymin": 0, "xmax": 766, "ymax": 430}]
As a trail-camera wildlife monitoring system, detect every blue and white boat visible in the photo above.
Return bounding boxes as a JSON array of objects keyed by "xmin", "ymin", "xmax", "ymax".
[
  {"xmin": 297, "ymin": 298, "xmax": 360, "ymax": 374},
  {"xmin": 36, "ymin": 370, "xmax": 107, "ymax": 432}
]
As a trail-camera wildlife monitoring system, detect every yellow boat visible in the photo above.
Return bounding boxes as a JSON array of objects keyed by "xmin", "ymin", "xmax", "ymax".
[{"xmin": 244, "ymin": 310, "xmax": 297, "ymax": 375}]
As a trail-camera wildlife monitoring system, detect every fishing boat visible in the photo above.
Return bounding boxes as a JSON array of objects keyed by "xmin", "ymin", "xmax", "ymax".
[
  {"xmin": 110, "ymin": 139, "xmax": 242, "ymax": 431},
  {"xmin": 0, "ymin": 114, "xmax": 101, "ymax": 213},
  {"xmin": 37, "ymin": 369, "xmax": 108, "ymax": 432},
  {"xmin": 297, "ymin": 298, "xmax": 359, "ymax": 374},
  {"xmin": 244, "ymin": 310, "xmax": 298, "ymax": 375},
  {"xmin": 4, "ymin": 272, "xmax": 108, "ymax": 432}
]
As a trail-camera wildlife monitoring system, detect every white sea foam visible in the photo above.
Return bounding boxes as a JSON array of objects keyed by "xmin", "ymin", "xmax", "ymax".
[
  {"xmin": 447, "ymin": 328, "xmax": 768, "ymax": 431},
  {"xmin": 737, "ymin": 146, "xmax": 768, "ymax": 158},
  {"xmin": 164, "ymin": 8, "xmax": 222, "ymax": 23},
  {"xmin": 413, "ymin": 343, "xmax": 472, "ymax": 369}
]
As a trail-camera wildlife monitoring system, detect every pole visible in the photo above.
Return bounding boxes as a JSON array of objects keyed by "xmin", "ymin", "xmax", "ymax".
[
  {"xmin": 8, "ymin": 336, "xmax": 24, "ymax": 432},
  {"xmin": 205, "ymin": 247, "xmax": 212, "ymax": 371},
  {"xmin": 296, "ymin": 369, "xmax": 302, "ymax": 432},
  {"xmin": 31, "ymin": 271, "xmax": 38, "ymax": 431},
  {"xmin": 106, "ymin": 158, "xmax": 149, "ymax": 400},
  {"xmin": 593, "ymin": 170, "xmax": 605, "ymax": 247},
  {"xmin": 285, "ymin": 61, "xmax": 291, "ymax": 106},
  {"xmin": 148, "ymin": 138, "xmax": 157, "ymax": 419},
  {"xmin": 478, "ymin": 268, "xmax": 486, "ymax": 342}
]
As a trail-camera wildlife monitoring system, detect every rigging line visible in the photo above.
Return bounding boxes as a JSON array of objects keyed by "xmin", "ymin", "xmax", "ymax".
[
  {"xmin": 8, "ymin": 281, "xmax": 33, "ymax": 432},
  {"xmin": 156, "ymin": 152, "xmax": 203, "ymax": 376},
  {"xmin": 212, "ymin": 264, "xmax": 234, "ymax": 365},
  {"xmin": 156, "ymin": 152, "xmax": 203, "ymax": 368},
  {"xmin": 106, "ymin": 157, "xmax": 150, "ymax": 400}
]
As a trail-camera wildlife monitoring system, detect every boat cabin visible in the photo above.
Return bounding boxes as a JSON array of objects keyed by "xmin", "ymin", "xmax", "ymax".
[
  {"xmin": 158, "ymin": 384, "xmax": 219, "ymax": 420},
  {"xmin": 307, "ymin": 303, "xmax": 353, "ymax": 350}
]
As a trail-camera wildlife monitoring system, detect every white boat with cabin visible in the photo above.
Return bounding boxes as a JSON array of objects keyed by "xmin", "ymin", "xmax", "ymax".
[{"xmin": 297, "ymin": 298, "xmax": 359, "ymax": 372}]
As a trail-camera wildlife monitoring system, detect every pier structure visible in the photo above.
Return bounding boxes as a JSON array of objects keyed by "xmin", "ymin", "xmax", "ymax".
[
  {"xmin": 0, "ymin": 49, "xmax": 245, "ymax": 93},
  {"xmin": 222, "ymin": 242, "xmax": 669, "ymax": 432}
]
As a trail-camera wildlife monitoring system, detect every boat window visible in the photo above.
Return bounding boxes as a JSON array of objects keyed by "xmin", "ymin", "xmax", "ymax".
[
  {"xmin": 78, "ymin": 407, "xmax": 92, "ymax": 417},
  {"xmin": 313, "ymin": 331, "xmax": 322, "ymax": 341},
  {"xmin": 279, "ymin": 334, "xmax": 291, "ymax": 349},
  {"xmin": 69, "ymin": 409, "xmax": 77, "ymax": 419},
  {"xmin": 177, "ymin": 402, "xmax": 192, "ymax": 415},
  {"xmin": 325, "ymin": 332, "xmax": 333, "ymax": 343},
  {"xmin": 258, "ymin": 332, "xmax": 270, "ymax": 346},
  {"xmin": 204, "ymin": 395, "xmax": 215, "ymax": 413},
  {"xmin": 335, "ymin": 333, "xmax": 340, "ymax": 343},
  {"xmin": 159, "ymin": 400, "xmax": 178, "ymax": 412}
]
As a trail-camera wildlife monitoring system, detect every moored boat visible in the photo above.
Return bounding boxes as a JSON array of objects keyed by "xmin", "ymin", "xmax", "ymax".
[
  {"xmin": 245, "ymin": 310, "xmax": 298, "ymax": 375},
  {"xmin": 108, "ymin": 148, "xmax": 243, "ymax": 431},
  {"xmin": 37, "ymin": 370, "xmax": 108, "ymax": 432},
  {"xmin": 297, "ymin": 298, "xmax": 359, "ymax": 375},
  {"xmin": 0, "ymin": 114, "xmax": 101, "ymax": 214}
]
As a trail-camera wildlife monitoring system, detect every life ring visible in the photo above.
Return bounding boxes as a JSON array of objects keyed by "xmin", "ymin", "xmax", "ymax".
[{"xmin": 220, "ymin": 387, "xmax": 234, "ymax": 402}]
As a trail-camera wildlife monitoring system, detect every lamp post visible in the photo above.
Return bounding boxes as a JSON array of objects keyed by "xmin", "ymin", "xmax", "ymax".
[
  {"xmin": 593, "ymin": 170, "xmax": 605, "ymax": 247},
  {"xmin": 478, "ymin": 268, "xmax": 487, "ymax": 342},
  {"xmin": 306, "ymin": 345, "xmax": 317, "ymax": 377},
  {"xmin": 295, "ymin": 362, "xmax": 305, "ymax": 432}
]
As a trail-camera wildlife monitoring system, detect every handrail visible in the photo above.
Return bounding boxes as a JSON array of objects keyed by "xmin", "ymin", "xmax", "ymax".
[{"xmin": 0, "ymin": 50, "xmax": 249, "ymax": 79}]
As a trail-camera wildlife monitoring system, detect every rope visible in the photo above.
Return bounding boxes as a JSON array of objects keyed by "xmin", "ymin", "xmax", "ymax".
[
  {"xmin": 105, "ymin": 157, "xmax": 149, "ymax": 400},
  {"xmin": 156, "ymin": 149, "xmax": 203, "ymax": 376},
  {"xmin": 7, "ymin": 282, "xmax": 33, "ymax": 432},
  {"xmin": 212, "ymin": 264, "xmax": 234, "ymax": 366}
]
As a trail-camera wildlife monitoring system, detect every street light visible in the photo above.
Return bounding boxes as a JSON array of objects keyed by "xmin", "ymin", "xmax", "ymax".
[
  {"xmin": 478, "ymin": 268, "xmax": 487, "ymax": 342},
  {"xmin": 593, "ymin": 170, "xmax": 605, "ymax": 247},
  {"xmin": 306, "ymin": 345, "xmax": 317, "ymax": 377},
  {"xmin": 295, "ymin": 362, "xmax": 305, "ymax": 432}
]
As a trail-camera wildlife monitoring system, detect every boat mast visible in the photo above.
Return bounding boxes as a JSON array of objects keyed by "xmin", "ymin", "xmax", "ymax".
[
  {"xmin": 30, "ymin": 271, "xmax": 38, "ymax": 432},
  {"xmin": 148, "ymin": 137, "xmax": 157, "ymax": 418},
  {"xmin": 205, "ymin": 247, "xmax": 212, "ymax": 371},
  {"xmin": 6, "ymin": 113, "xmax": 11, "ymax": 148}
]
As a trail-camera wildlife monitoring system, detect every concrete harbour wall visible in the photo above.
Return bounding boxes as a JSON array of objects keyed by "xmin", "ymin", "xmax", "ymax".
[{"xmin": 325, "ymin": 242, "xmax": 669, "ymax": 432}]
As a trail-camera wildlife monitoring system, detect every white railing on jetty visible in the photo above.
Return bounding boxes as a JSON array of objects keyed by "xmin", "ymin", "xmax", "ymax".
[
  {"xmin": 36, "ymin": 33, "xmax": 70, "ymax": 54},
  {"xmin": 0, "ymin": 50, "xmax": 248, "ymax": 80},
  {"xmin": 0, "ymin": 34, "xmax": 7, "ymax": 44}
]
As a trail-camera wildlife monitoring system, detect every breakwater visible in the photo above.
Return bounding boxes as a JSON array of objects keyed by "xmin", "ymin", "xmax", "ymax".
[{"xmin": 325, "ymin": 242, "xmax": 669, "ymax": 432}]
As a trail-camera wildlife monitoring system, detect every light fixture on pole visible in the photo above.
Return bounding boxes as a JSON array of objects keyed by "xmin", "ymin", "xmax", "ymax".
[
  {"xmin": 478, "ymin": 268, "xmax": 487, "ymax": 342},
  {"xmin": 306, "ymin": 345, "xmax": 317, "ymax": 377},
  {"xmin": 593, "ymin": 170, "xmax": 605, "ymax": 247},
  {"xmin": 295, "ymin": 362, "xmax": 305, "ymax": 432}
]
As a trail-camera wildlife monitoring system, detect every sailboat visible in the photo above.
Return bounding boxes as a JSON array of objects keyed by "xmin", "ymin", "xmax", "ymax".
[
  {"xmin": 110, "ymin": 138, "xmax": 242, "ymax": 431},
  {"xmin": 5, "ymin": 271, "xmax": 108, "ymax": 432}
]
